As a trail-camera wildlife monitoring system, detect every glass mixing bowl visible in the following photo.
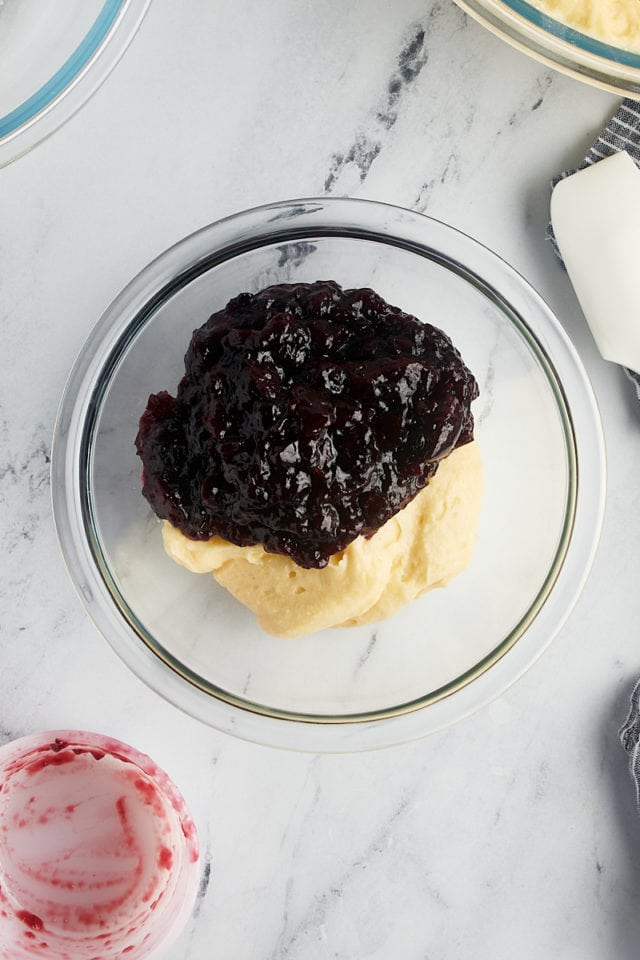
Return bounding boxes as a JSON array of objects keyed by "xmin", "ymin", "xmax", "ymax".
[
  {"xmin": 51, "ymin": 198, "xmax": 605, "ymax": 752},
  {"xmin": 0, "ymin": 0, "xmax": 151, "ymax": 166},
  {"xmin": 455, "ymin": 0, "xmax": 640, "ymax": 97}
]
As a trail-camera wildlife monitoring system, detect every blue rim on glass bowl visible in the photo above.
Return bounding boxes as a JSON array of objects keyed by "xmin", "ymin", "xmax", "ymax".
[
  {"xmin": 51, "ymin": 198, "xmax": 606, "ymax": 753},
  {"xmin": 455, "ymin": 0, "xmax": 640, "ymax": 97},
  {"xmin": 0, "ymin": 0, "xmax": 151, "ymax": 167}
]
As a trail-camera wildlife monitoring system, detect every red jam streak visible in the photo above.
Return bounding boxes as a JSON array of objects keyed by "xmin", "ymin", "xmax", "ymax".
[
  {"xmin": 136, "ymin": 280, "xmax": 478, "ymax": 568},
  {"xmin": 158, "ymin": 846, "xmax": 173, "ymax": 870},
  {"xmin": 25, "ymin": 751, "xmax": 76, "ymax": 774},
  {"xmin": 16, "ymin": 910, "xmax": 44, "ymax": 931}
]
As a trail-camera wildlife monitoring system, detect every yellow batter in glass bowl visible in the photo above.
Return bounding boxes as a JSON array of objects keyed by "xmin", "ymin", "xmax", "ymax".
[
  {"xmin": 455, "ymin": 0, "xmax": 640, "ymax": 95},
  {"xmin": 529, "ymin": 0, "xmax": 640, "ymax": 52}
]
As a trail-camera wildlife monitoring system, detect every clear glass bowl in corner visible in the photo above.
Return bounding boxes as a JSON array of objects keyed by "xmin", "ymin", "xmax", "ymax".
[
  {"xmin": 0, "ymin": 0, "xmax": 151, "ymax": 167},
  {"xmin": 455, "ymin": 0, "xmax": 640, "ymax": 97},
  {"xmin": 51, "ymin": 198, "xmax": 606, "ymax": 752}
]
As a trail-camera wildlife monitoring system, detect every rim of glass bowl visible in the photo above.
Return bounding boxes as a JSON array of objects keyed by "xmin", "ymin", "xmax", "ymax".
[
  {"xmin": 51, "ymin": 197, "xmax": 605, "ymax": 753},
  {"xmin": 455, "ymin": 0, "xmax": 640, "ymax": 97},
  {"xmin": 0, "ymin": 0, "xmax": 151, "ymax": 168}
]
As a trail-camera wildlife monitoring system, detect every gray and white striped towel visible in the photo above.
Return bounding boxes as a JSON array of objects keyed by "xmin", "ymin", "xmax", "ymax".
[
  {"xmin": 548, "ymin": 98, "xmax": 640, "ymax": 400},
  {"xmin": 620, "ymin": 678, "xmax": 640, "ymax": 811}
]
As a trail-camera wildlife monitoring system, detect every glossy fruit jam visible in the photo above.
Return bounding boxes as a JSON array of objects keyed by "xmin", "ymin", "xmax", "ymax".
[{"xmin": 136, "ymin": 281, "xmax": 478, "ymax": 568}]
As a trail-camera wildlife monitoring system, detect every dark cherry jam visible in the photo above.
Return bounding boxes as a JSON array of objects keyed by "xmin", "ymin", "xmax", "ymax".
[{"xmin": 135, "ymin": 281, "xmax": 478, "ymax": 569}]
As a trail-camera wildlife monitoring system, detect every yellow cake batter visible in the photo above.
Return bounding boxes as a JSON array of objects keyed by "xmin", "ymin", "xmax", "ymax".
[
  {"xmin": 530, "ymin": 0, "xmax": 640, "ymax": 52},
  {"xmin": 162, "ymin": 440, "xmax": 483, "ymax": 640}
]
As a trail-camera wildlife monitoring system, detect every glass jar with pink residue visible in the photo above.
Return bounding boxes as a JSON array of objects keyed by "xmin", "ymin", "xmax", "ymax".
[{"xmin": 0, "ymin": 731, "xmax": 200, "ymax": 960}]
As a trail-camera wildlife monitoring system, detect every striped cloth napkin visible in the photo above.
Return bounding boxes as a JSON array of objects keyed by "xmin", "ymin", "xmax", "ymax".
[
  {"xmin": 621, "ymin": 678, "xmax": 640, "ymax": 810},
  {"xmin": 548, "ymin": 98, "xmax": 640, "ymax": 399}
]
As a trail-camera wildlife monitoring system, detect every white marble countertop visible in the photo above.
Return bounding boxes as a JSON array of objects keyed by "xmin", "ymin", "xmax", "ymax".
[{"xmin": 2, "ymin": 1, "xmax": 640, "ymax": 957}]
